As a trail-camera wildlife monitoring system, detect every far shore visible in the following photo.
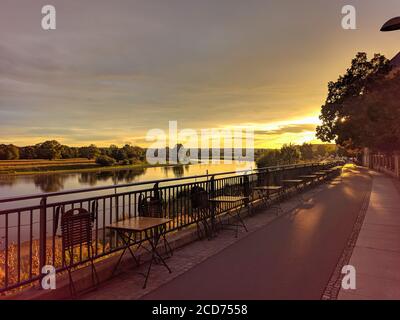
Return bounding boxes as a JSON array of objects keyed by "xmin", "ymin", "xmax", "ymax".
[{"xmin": 0, "ymin": 159, "xmax": 191, "ymax": 177}]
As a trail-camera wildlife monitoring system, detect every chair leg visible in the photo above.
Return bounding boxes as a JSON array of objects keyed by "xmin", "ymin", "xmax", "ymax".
[
  {"xmin": 89, "ymin": 244, "xmax": 100, "ymax": 288},
  {"xmin": 64, "ymin": 250, "xmax": 77, "ymax": 298}
]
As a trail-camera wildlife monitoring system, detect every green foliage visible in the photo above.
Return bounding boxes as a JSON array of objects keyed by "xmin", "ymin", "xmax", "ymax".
[
  {"xmin": 280, "ymin": 143, "xmax": 300, "ymax": 164},
  {"xmin": 315, "ymin": 145, "xmax": 327, "ymax": 158},
  {"xmin": 121, "ymin": 159, "xmax": 130, "ymax": 165},
  {"xmin": 95, "ymin": 155, "xmax": 116, "ymax": 166},
  {"xmin": 0, "ymin": 141, "xmax": 146, "ymax": 163},
  {"xmin": 316, "ymin": 52, "xmax": 392, "ymax": 151},
  {"xmin": 19, "ymin": 146, "xmax": 37, "ymax": 159},
  {"xmin": 35, "ymin": 140, "xmax": 62, "ymax": 160},
  {"xmin": 79, "ymin": 144, "xmax": 100, "ymax": 159},
  {"xmin": 0, "ymin": 144, "xmax": 20, "ymax": 160},
  {"xmin": 340, "ymin": 71, "xmax": 400, "ymax": 152},
  {"xmin": 256, "ymin": 149, "xmax": 281, "ymax": 168},
  {"xmin": 299, "ymin": 143, "xmax": 314, "ymax": 161}
]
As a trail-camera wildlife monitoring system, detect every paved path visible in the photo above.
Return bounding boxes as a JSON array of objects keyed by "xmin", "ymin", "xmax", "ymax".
[
  {"xmin": 338, "ymin": 172, "xmax": 400, "ymax": 300},
  {"xmin": 142, "ymin": 166, "xmax": 372, "ymax": 300}
]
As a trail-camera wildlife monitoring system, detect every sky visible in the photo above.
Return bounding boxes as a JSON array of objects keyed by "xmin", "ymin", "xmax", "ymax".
[{"xmin": 0, "ymin": 0, "xmax": 400, "ymax": 148}]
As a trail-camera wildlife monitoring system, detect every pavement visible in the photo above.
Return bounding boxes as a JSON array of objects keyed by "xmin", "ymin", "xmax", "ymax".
[
  {"xmin": 142, "ymin": 165, "xmax": 372, "ymax": 300},
  {"xmin": 82, "ymin": 164, "xmax": 383, "ymax": 300},
  {"xmin": 338, "ymin": 171, "xmax": 400, "ymax": 300}
]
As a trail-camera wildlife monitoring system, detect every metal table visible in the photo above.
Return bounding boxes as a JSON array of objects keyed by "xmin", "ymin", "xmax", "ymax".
[
  {"xmin": 107, "ymin": 216, "xmax": 172, "ymax": 288},
  {"xmin": 209, "ymin": 196, "xmax": 249, "ymax": 237},
  {"xmin": 281, "ymin": 179, "xmax": 304, "ymax": 202},
  {"xmin": 298, "ymin": 175, "xmax": 318, "ymax": 187},
  {"xmin": 314, "ymin": 171, "xmax": 328, "ymax": 182},
  {"xmin": 252, "ymin": 186, "xmax": 284, "ymax": 214}
]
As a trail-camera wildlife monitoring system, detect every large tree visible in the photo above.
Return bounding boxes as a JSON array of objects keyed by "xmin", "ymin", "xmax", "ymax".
[
  {"xmin": 280, "ymin": 144, "xmax": 300, "ymax": 164},
  {"xmin": 0, "ymin": 144, "xmax": 20, "ymax": 160},
  {"xmin": 316, "ymin": 52, "xmax": 392, "ymax": 151},
  {"xmin": 340, "ymin": 71, "xmax": 400, "ymax": 152},
  {"xmin": 35, "ymin": 140, "xmax": 62, "ymax": 160},
  {"xmin": 299, "ymin": 143, "xmax": 314, "ymax": 161}
]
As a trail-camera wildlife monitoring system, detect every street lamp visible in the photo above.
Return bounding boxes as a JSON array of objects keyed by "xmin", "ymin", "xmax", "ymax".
[{"xmin": 381, "ymin": 16, "xmax": 400, "ymax": 31}]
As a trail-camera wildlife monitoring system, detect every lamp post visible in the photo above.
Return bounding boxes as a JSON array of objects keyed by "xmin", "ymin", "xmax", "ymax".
[{"xmin": 381, "ymin": 17, "xmax": 400, "ymax": 31}]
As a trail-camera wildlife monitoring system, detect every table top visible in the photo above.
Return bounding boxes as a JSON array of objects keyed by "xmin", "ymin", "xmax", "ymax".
[
  {"xmin": 281, "ymin": 179, "xmax": 303, "ymax": 183},
  {"xmin": 209, "ymin": 196, "xmax": 248, "ymax": 203},
  {"xmin": 253, "ymin": 186, "xmax": 283, "ymax": 191},
  {"xmin": 107, "ymin": 217, "xmax": 172, "ymax": 232}
]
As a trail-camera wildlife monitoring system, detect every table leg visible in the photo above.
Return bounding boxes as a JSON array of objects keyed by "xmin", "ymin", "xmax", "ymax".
[
  {"xmin": 142, "ymin": 226, "xmax": 172, "ymax": 289},
  {"xmin": 112, "ymin": 231, "xmax": 140, "ymax": 276}
]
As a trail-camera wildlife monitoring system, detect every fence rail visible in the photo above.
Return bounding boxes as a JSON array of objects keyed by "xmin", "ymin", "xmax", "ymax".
[{"xmin": 0, "ymin": 161, "xmax": 340, "ymax": 293}]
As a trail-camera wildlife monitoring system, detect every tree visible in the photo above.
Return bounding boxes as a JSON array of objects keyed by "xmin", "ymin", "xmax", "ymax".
[
  {"xmin": 35, "ymin": 140, "xmax": 62, "ymax": 160},
  {"xmin": 122, "ymin": 144, "xmax": 145, "ymax": 161},
  {"xmin": 341, "ymin": 72, "xmax": 400, "ymax": 152},
  {"xmin": 79, "ymin": 144, "xmax": 100, "ymax": 159},
  {"xmin": 0, "ymin": 144, "xmax": 20, "ymax": 160},
  {"xmin": 280, "ymin": 144, "xmax": 300, "ymax": 164},
  {"xmin": 316, "ymin": 52, "xmax": 391, "ymax": 151},
  {"xmin": 299, "ymin": 143, "xmax": 314, "ymax": 161},
  {"xmin": 61, "ymin": 145, "xmax": 79, "ymax": 159},
  {"xmin": 315, "ymin": 145, "xmax": 327, "ymax": 158},
  {"xmin": 19, "ymin": 146, "xmax": 37, "ymax": 159},
  {"xmin": 95, "ymin": 155, "xmax": 116, "ymax": 166},
  {"xmin": 256, "ymin": 150, "xmax": 281, "ymax": 168}
]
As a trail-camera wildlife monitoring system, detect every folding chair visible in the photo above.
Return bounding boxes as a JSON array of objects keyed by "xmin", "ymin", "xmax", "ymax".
[
  {"xmin": 191, "ymin": 186, "xmax": 212, "ymax": 239},
  {"xmin": 60, "ymin": 208, "xmax": 99, "ymax": 297},
  {"xmin": 138, "ymin": 193, "xmax": 173, "ymax": 257}
]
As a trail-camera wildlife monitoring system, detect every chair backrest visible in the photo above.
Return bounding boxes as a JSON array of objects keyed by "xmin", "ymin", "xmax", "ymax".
[
  {"xmin": 61, "ymin": 208, "xmax": 93, "ymax": 250},
  {"xmin": 242, "ymin": 175, "xmax": 251, "ymax": 198},
  {"xmin": 138, "ymin": 195, "xmax": 163, "ymax": 218},
  {"xmin": 257, "ymin": 170, "xmax": 268, "ymax": 186},
  {"xmin": 191, "ymin": 186, "xmax": 209, "ymax": 210}
]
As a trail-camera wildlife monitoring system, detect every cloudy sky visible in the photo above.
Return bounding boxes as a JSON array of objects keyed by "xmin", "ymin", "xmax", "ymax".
[{"xmin": 1, "ymin": 0, "xmax": 399, "ymax": 148}]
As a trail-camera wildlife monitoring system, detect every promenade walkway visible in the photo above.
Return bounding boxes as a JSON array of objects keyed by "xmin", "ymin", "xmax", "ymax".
[
  {"xmin": 338, "ymin": 172, "xmax": 400, "ymax": 300},
  {"xmin": 83, "ymin": 164, "xmax": 378, "ymax": 300}
]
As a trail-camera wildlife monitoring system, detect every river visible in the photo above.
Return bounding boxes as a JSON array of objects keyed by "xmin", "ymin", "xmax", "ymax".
[{"xmin": 0, "ymin": 161, "xmax": 256, "ymax": 200}]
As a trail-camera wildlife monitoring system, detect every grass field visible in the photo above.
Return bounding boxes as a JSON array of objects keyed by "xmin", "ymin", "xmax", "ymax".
[
  {"xmin": 0, "ymin": 158, "xmax": 100, "ymax": 175},
  {"xmin": 0, "ymin": 158, "xmax": 165, "ymax": 175}
]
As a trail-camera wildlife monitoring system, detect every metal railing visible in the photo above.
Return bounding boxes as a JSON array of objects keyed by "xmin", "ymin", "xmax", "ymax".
[{"xmin": 0, "ymin": 161, "xmax": 340, "ymax": 293}]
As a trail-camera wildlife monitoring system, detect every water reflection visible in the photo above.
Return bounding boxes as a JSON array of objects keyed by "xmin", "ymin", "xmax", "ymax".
[
  {"xmin": 0, "ymin": 162, "xmax": 255, "ymax": 196},
  {"xmin": 33, "ymin": 174, "xmax": 69, "ymax": 193},
  {"xmin": 0, "ymin": 175, "xmax": 17, "ymax": 187}
]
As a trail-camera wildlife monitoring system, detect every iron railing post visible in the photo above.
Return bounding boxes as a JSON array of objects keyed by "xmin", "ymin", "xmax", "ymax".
[{"xmin": 39, "ymin": 196, "xmax": 47, "ymax": 280}]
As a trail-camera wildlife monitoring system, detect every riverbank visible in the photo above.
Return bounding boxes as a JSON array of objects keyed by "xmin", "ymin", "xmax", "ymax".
[{"xmin": 0, "ymin": 159, "xmax": 175, "ymax": 176}]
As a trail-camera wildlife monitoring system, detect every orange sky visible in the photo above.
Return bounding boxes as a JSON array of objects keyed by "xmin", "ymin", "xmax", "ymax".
[{"xmin": 1, "ymin": 0, "xmax": 400, "ymax": 148}]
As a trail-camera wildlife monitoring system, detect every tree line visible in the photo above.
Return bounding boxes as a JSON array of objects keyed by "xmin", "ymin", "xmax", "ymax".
[
  {"xmin": 256, "ymin": 143, "xmax": 341, "ymax": 168},
  {"xmin": 0, "ymin": 140, "xmax": 146, "ymax": 165}
]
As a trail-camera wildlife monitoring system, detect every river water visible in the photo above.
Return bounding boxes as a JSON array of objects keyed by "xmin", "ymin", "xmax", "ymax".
[
  {"xmin": 0, "ymin": 161, "xmax": 255, "ymax": 245},
  {"xmin": 0, "ymin": 161, "xmax": 255, "ymax": 199}
]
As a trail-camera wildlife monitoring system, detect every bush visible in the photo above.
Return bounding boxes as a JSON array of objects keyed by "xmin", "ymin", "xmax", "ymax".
[
  {"xmin": 95, "ymin": 155, "xmax": 116, "ymax": 166},
  {"xmin": 121, "ymin": 159, "xmax": 130, "ymax": 165}
]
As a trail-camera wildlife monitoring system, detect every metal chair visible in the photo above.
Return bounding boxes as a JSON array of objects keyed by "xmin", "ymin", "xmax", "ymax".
[
  {"xmin": 191, "ymin": 186, "xmax": 212, "ymax": 239},
  {"xmin": 138, "ymin": 193, "xmax": 173, "ymax": 257},
  {"xmin": 60, "ymin": 207, "xmax": 99, "ymax": 297},
  {"xmin": 242, "ymin": 175, "xmax": 252, "ymax": 211}
]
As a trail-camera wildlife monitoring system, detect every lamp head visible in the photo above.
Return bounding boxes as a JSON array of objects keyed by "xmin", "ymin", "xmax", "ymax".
[{"xmin": 381, "ymin": 17, "xmax": 400, "ymax": 31}]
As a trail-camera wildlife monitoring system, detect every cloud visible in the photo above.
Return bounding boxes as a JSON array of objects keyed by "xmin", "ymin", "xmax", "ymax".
[
  {"xmin": 254, "ymin": 124, "xmax": 317, "ymax": 136},
  {"xmin": 1, "ymin": 0, "xmax": 399, "ymax": 147}
]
